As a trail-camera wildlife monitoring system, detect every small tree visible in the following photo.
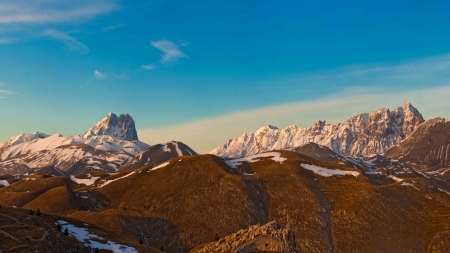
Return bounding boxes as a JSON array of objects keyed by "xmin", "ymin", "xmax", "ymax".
[
  {"xmin": 64, "ymin": 227, "xmax": 69, "ymax": 236},
  {"xmin": 139, "ymin": 239, "xmax": 143, "ymax": 244},
  {"xmin": 36, "ymin": 208, "xmax": 41, "ymax": 216},
  {"xmin": 57, "ymin": 224, "xmax": 61, "ymax": 231},
  {"xmin": 95, "ymin": 248, "xmax": 99, "ymax": 253},
  {"xmin": 30, "ymin": 209, "xmax": 35, "ymax": 215},
  {"xmin": 160, "ymin": 246, "xmax": 164, "ymax": 251}
]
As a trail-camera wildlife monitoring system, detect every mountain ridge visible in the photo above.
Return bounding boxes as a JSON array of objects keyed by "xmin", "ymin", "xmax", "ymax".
[{"xmin": 210, "ymin": 102, "xmax": 424, "ymax": 158}]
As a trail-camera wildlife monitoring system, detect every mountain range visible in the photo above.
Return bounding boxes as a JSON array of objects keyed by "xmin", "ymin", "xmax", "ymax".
[
  {"xmin": 1, "ymin": 102, "xmax": 450, "ymax": 253},
  {"xmin": 210, "ymin": 102, "xmax": 424, "ymax": 158}
]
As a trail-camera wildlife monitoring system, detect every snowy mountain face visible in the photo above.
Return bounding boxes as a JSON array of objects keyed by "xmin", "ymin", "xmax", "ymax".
[
  {"xmin": 83, "ymin": 113, "xmax": 138, "ymax": 141},
  {"xmin": 0, "ymin": 132, "xmax": 49, "ymax": 154},
  {"xmin": 120, "ymin": 141, "xmax": 198, "ymax": 171},
  {"xmin": 210, "ymin": 102, "xmax": 424, "ymax": 158},
  {"xmin": 0, "ymin": 113, "xmax": 149, "ymax": 175}
]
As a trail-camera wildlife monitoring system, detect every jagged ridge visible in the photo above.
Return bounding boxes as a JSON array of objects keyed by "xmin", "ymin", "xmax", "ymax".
[{"xmin": 210, "ymin": 102, "xmax": 424, "ymax": 158}]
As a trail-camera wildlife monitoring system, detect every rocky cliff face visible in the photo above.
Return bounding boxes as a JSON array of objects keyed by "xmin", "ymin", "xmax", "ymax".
[
  {"xmin": 83, "ymin": 113, "xmax": 138, "ymax": 141},
  {"xmin": 385, "ymin": 117, "xmax": 450, "ymax": 167},
  {"xmin": 190, "ymin": 221, "xmax": 297, "ymax": 253},
  {"xmin": 210, "ymin": 102, "xmax": 424, "ymax": 158}
]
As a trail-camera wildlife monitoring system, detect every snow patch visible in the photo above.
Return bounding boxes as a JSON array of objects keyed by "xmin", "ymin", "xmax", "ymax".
[
  {"xmin": 107, "ymin": 163, "xmax": 117, "ymax": 171},
  {"xmin": 438, "ymin": 188, "xmax": 450, "ymax": 196},
  {"xmin": 99, "ymin": 171, "xmax": 136, "ymax": 188},
  {"xmin": 172, "ymin": 142, "xmax": 183, "ymax": 156},
  {"xmin": 149, "ymin": 161, "xmax": 170, "ymax": 171},
  {"xmin": 56, "ymin": 220, "xmax": 138, "ymax": 253},
  {"xmin": 388, "ymin": 175, "xmax": 403, "ymax": 182},
  {"xmin": 225, "ymin": 152, "xmax": 287, "ymax": 169},
  {"xmin": 300, "ymin": 164, "xmax": 360, "ymax": 178},
  {"xmin": 0, "ymin": 180, "xmax": 9, "ymax": 187},
  {"xmin": 70, "ymin": 174, "xmax": 100, "ymax": 186},
  {"xmin": 161, "ymin": 144, "xmax": 171, "ymax": 152}
]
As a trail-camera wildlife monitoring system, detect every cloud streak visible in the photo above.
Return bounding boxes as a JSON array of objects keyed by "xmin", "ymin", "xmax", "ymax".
[
  {"xmin": 93, "ymin": 70, "xmax": 128, "ymax": 80},
  {"xmin": 141, "ymin": 64, "xmax": 155, "ymax": 70},
  {"xmin": 45, "ymin": 29, "xmax": 89, "ymax": 54},
  {"xmin": 0, "ymin": 37, "xmax": 16, "ymax": 44},
  {"xmin": 139, "ymin": 85, "xmax": 450, "ymax": 153},
  {"xmin": 94, "ymin": 70, "xmax": 104, "ymax": 80},
  {"xmin": 0, "ymin": 1, "xmax": 119, "ymax": 24},
  {"xmin": 151, "ymin": 40, "xmax": 188, "ymax": 64}
]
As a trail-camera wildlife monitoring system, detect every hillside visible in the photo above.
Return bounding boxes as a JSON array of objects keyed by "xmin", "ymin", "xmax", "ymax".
[{"xmin": 2, "ymin": 150, "xmax": 450, "ymax": 252}]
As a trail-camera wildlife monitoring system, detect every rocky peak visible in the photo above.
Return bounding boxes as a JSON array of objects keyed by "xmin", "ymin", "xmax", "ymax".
[
  {"xmin": 210, "ymin": 102, "xmax": 426, "ymax": 158},
  {"xmin": 392, "ymin": 102, "xmax": 424, "ymax": 136},
  {"xmin": 83, "ymin": 113, "xmax": 138, "ymax": 141}
]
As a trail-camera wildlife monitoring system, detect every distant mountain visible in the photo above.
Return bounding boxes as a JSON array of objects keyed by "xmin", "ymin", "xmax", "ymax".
[
  {"xmin": 120, "ymin": 141, "xmax": 198, "ymax": 171},
  {"xmin": 0, "ymin": 131, "xmax": 49, "ymax": 155},
  {"xmin": 210, "ymin": 102, "xmax": 424, "ymax": 158},
  {"xmin": 293, "ymin": 142, "xmax": 345, "ymax": 162},
  {"xmin": 385, "ymin": 117, "xmax": 450, "ymax": 176},
  {"xmin": 0, "ymin": 113, "xmax": 149, "ymax": 175},
  {"xmin": 83, "ymin": 112, "xmax": 138, "ymax": 141}
]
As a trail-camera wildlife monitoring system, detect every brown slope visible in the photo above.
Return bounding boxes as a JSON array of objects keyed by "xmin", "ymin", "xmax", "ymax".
[
  {"xmin": 385, "ymin": 117, "xmax": 450, "ymax": 177},
  {"xmin": 8, "ymin": 150, "xmax": 450, "ymax": 252},
  {"xmin": 0, "ymin": 175, "xmax": 75, "ymax": 207},
  {"xmin": 23, "ymin": 186, "xmax": 84, "ymax": 215},
  {"xmin": 76, "ymin": 155, "xmax": 253, "ymax": 252},
  {"xmin": 385, "ymin": 117, "xmax": 450, "ymax": 165},
  {"xmin": 0, "ymin": 206, "xmax": 161, "ymax": 253},
  {"xmin": 120, "ymin": 141, "xmax": 198, "ymax": 171}
]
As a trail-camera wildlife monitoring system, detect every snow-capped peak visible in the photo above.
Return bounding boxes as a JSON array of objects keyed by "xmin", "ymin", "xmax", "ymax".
[
  {"xmin": 210, "ymin": 102, "xmax": 425, "ymax": 158},
  {"xmin": 0, "ymin": 131, "xmax": 50, "ymax": 151},
  {"xmin": 83, "ymin": 113, "xmax": 138, "ymax": 141}
]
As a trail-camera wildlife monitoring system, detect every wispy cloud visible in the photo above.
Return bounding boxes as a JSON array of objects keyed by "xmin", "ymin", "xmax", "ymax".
[
  {"xmin": 141, "ymin": 64, "xmax": 155, "ymax": 70},
  {"xmin": 151, "ymin": 40, "xmax": 188, "ymax": 64},
  {"xmin": 139, "ymin": 85, "xmax": 450, "ymax": 153},
  {"xmin": 0, "ymin": 1, "xmax": 119, "ymax": 52},
  {"xmin": 94, "ymin": 70, "xmax": 104, "ymax": 80},
  {"xmin": 101, "ymin": 23, "xmax": 125, "ymax": 32},
  {"xmin": 0, "ymin": 89, "xmax": 17, "ymax": 95},
  {"xmin": 0, "ymin": 1, "xmax": 119, "ymax": 24},
  {"xmin": 93, "ymin": 69, "xmax": 128, "ymax": 80},
  {"xmin": 45, "ymin": 29, "xmax": 89, "ymax": 54},
  {"xmin": 0, "ymin": 37, "xmax": 16, "ymax": 44},
  {"xmin": 138, "ymin": 52, "xmax": 450, "ymax": 153}
]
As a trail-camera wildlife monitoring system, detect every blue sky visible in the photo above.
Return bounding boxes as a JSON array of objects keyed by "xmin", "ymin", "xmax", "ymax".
[{"xmin": 1, "ymin": 0, "xmax": 450, "ymax": 152}]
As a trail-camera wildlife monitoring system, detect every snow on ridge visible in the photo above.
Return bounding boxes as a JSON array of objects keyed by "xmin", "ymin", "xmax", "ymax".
[
  {"xmin": 56, "ymin": 220, "xmax": 138, "ymax": 253},
  {"xmin": 161, "ymin": 144, "xmax": 171, "ymax": 152},
  {"xmin": 0, "ymin": 180, "xmax": 10, "ymax": 187},
  {"xmin": 149, "ymin": 161, "xmax": 170, "ymax": 171},
  {"xmin": 226, "ymin": 152, "xmax": 287, "ymax": 169},
  {"xmin": 1, "ymin": 133, "xmax": 148, "ymax": 160},
  {"xmin": 300, "ymin": 163, "xmax": 360, "ymax": 178},
  {"xmin": 388, "ymin": 175, "xmax": 403, "ymax": 182},
  {"xmin": 173, "ymin": 141, "xmax": 183, "ymax": 156},
  {"xmin": 99, "ymin": 171, "xmax": 136, "ymax": 188},
  {"xmin": 70, "ymin": 174, "xmax": 100, "ymax": 186}
]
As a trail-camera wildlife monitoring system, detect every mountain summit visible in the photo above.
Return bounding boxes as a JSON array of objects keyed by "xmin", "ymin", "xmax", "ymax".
[
  {"xmin": 210, "ymin": 102, "xmax": 425, "ymax": 158},
  {"xmin": 83, "ymin": 113, "xmax": 138, "ymax": 141}
]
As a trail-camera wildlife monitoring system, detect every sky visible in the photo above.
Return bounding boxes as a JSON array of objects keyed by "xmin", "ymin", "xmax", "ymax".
[{"xmin": 1, "ymin": 0, "xmax": 450, "ymax": 153}]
